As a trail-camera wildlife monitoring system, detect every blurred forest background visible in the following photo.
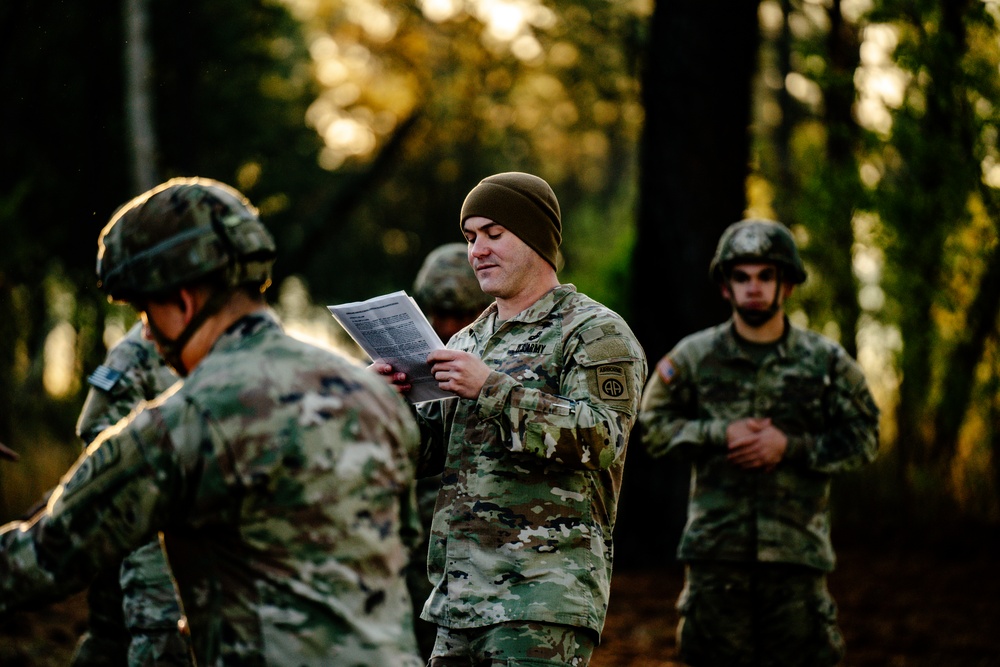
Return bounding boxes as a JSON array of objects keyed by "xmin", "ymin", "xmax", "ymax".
[{"xmin": 1, "ymin": 0, "xmax": 999, "ymax": 574}]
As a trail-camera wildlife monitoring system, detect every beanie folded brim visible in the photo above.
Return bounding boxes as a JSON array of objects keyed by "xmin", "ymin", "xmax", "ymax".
[{"xmin": 459, "ymin": 173, "xmax": 562, "ymax": 270}]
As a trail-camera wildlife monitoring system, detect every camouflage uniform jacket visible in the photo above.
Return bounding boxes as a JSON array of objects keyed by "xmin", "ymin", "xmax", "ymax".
[
  {"xmin": 74, "ymin": 321, "xmax": 188, "ymax": 667},
  {"xmin": 638, "ymin": 319, "xmax": 879, "ymax": 572},
  {"xmin": 417, "ymin": 284, "xmax": 647, "ymax": 636},
  {"xmin": 76, "ymin": 321, "xmax": 179, "ymax": 444},
  {"xmin": 0, "ymin": 310, "xmax": 424, "ymax": 667}
]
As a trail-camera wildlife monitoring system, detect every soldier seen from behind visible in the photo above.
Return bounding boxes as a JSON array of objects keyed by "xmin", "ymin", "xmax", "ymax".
[
  {"xmin": 377, "ymin": 172, "xmax": 648, "ymax": 666},
  {"xmin": 639, "ymin": 219, "xmax": 880, "ymax": 667},
  {"xmin": 0, "ymin": 177, "xmax": 424, "ymax": 666},
  {"xmin": 71, "ymin": 321, "xmax": 190, "ymax": 667}
]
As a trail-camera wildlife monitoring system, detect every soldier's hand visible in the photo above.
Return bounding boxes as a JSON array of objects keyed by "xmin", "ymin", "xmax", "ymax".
[
  {"xmin": 427, "ymin": 349, "xmax": 490, "ymax": 400},
  {"xmin": 0, "ymin": 441, "xmax": 19, "ymax": 462},
  {"xmin": 726, "ymin": 418, "xmax": 786, "ymax": 471},
  {"xmin": 726, "ymin": 418, "xmax": 768, "ymax": 444},
  {"xmin": 371, "ymin": 362, "xmax": 412, "ymax": 395}
]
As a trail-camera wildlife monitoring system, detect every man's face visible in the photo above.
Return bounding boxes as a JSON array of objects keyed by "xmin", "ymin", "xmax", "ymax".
[
  {"xmin": 721, "ymin": 262, "xmax": 791, "ymax": 327},
  {"xmin": 463, "ymin": 216, "xmax": 547, "ymax": 299}
]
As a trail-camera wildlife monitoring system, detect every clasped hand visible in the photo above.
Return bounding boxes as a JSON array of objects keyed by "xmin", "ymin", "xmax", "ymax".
[{"xmin": 725, "ymin": 417, "xmax": 787, "ymax": 472}]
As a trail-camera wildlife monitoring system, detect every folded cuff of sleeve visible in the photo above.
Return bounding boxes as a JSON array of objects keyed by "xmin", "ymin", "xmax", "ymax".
[
  {"xmin": 708, "ymin": 419, "xmax": 729, "ymax": 448},
  {"xmin": 476, "ymin": 370, "xmax": 518, "ymax": 420}
]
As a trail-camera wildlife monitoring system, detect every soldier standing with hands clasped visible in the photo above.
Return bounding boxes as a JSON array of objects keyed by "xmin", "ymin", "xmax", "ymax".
[
  {"xmin": 377, "ymin": 172, "xmax": 647, "ymax": 666},
  {"xmin": 0, "ymin": 177, "xmax": 424, "ymax": 666},
  {"xmin": 639, "ymin": 219, "xmax": 880, "ymax": 667}
]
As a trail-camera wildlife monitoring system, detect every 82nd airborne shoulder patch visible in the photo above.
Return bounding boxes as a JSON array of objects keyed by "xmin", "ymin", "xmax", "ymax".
[{"xmin": 597, "ymin": 364, "xmax": 630, "ymax": 401}]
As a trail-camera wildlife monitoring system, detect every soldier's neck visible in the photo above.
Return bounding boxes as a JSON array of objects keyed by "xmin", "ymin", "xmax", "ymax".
[
  {"xmin": 494, "ymin": 274, "xmax": 559, "ymax": 320},
  {"xmin": 181, "ymin": 292, "xmax": 267, "ymax": 371}
]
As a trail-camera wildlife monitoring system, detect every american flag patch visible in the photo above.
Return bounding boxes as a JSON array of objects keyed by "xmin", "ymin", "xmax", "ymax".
[
  {"xmin": 87, "ymin": 365, "xmax": 124, "ymax": 391},
  {"xmin": 657, "ymin": 356, "xmax": 676, "ymax": 384}
]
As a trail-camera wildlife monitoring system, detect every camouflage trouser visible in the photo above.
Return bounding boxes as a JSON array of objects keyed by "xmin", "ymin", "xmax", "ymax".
[
  {"xmin": 407, "ymin": 558, "xmax": 437, "ymax": 661},
  {"xmin": 408, "ymin": 474, "xmax": 442, "ymax": 662},
  {"xmin": 676, "ymin": 561, "xmax": 845, "ymax": 667},
  {"xmin": 119, "ymin": 538, "xmax": 194, "ymax": 667},
  {"xmin": 71, "ymin": 567, "xmax": 130, "ymax": 667},
  {"xmin": 71, "ymin": 538, "xmax": 193, "ymax": 667},
  {"xmin": 428, "ymin": 621, "xmax": 597, "ymax": 666}
]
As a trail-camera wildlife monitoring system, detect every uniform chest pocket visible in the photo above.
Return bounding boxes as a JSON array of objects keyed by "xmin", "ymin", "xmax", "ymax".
[
  {"xmin": 493, "ymin": 354, "xmax": 558, "ymax": 391},
  {"xmin": 701, "ymin": 377, "xmax": 750, "ymax": 405},
  {"xmin": 779, "ymin": 373, "xmax": 827, "ymax": 408}
]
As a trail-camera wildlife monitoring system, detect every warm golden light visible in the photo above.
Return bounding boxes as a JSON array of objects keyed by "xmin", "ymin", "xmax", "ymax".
[
  {"xmin": 856, "ymin": 24, "xmax": 908, "ymax": 135},
  {"xmin": 43, "ymin": 322, "xmax": 78, "ymax": 398},
  {"xmin": 420, "ymin": 0, "xmax": 461, "ymax": 23}
]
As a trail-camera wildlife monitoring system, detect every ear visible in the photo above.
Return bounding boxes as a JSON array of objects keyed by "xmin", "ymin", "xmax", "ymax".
[
  {"xmin": 720, "ymin": 283, "xmax": 732, "ymax": 300},
  {"xmin": 177, "ymin": 287, "xmax": 200, "ymax": 326},
  {"xmin": 782, "ymin": 283, "xmax": 796, "ymax": 299}
]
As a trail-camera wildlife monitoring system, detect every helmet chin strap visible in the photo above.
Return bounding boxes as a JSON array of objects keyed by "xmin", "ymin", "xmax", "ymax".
[{"xmin": 144, "ymin": 289, "xmax": 231, "ymax": 376}]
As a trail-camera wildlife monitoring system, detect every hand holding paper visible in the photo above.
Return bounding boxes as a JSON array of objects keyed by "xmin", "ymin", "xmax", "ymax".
[{"xmin": 328, "ymin": 291, "xmax": 454, "ymax": 403}]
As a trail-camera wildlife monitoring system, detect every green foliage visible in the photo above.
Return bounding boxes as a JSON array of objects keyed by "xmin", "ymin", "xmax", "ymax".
[
  {"xmin": 277, "ymin": 0, "xmax": 648, "ymax": 307},
  {"xmin": 749, "ymin": 0, "xmax": 1000, "ymax": 523},
  {"xmin": 0, "ymin": 0, "xmax": 649, "ymax": 508},
  {"xmin": 869, "ymin": 0, "xmax": 1000, "ymax": 517},
  {"xmin": 4, "ymin": 0, "xmax": 999, "ymax": 528},
  {"xmin": 0, "ymin": 0, "xmax": 334, "ymax": 504},
  {"xmin": 559, "ymin": 176, "xmax": 639, "ymax": 318}
]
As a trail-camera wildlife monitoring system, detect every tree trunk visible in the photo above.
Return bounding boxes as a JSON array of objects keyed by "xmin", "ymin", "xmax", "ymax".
[
  {"xmin": 821, "ymin": 0, "xmax": 863, "ymax": 359},
  {"xmin": 989, "ymin": 355, "xmax": 1000, "ymax": 511},
  {"xmin": 888, "ymin": 0, "xmax": 976, "ymax": 502},
  {"xmin": 0, "ymin": 282, "xmax": 16, "ymax": 520},
  {"xmin": 931, "ymin": 184, "xmax": 1000, "ymax": 468},
  {"xmin": 619, "ymin": 0, "xmax": 761, "ymax": 568},
  {"xmin": 124, "ymin": 0, "xmax": 158, "ymax": 193},
  {"xmin": 631, "ymin": 1, "xmax": 760, "ymax": 363}
]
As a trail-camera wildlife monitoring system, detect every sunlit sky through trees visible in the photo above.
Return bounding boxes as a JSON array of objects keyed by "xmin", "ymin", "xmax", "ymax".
[{"xmin": 38, "ymin": 0, "xmax": 1000, "ymax": 439}]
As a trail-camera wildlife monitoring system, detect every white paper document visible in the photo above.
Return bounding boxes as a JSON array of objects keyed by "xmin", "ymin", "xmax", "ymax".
[{"xmin": 327, "ymin": 290, "xmax": 453, "ymax": 404}]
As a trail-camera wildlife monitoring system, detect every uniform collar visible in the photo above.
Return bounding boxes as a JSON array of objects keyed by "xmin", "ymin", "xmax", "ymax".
[
  {"xmin": 207, "ymin": 308, "xmax": 283, "ymax": 355},
  {"xmin": 470, "ymin": 284, "xmax": 577, "ymax": 341},
  {"xmin": 719, "ymin": 315, "xmax": 799, "ymax": 360}
]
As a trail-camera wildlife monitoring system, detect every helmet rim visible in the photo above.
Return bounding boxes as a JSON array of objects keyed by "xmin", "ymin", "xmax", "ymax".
[
  {"xmin": 96, "ymin": 177, "xmax": 276, "ymax": 302},
  {"xmin": 709, "ymin": 218, "xmax": 807, "ymax": 285}
]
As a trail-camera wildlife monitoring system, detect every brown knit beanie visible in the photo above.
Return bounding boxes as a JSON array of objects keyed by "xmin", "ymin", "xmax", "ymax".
[{"xmin": 459, "ymin": 172, "xmax": 562, "ymax": 269}]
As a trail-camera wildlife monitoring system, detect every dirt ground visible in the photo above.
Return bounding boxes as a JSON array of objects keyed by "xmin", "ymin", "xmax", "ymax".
[
  {"xmin": 2, "ymin": 539, "xmax": 998, "ymax": 666},
  {"xmin": 593, "ymin": 538, "xmax": 1000, "ymax": 667}
]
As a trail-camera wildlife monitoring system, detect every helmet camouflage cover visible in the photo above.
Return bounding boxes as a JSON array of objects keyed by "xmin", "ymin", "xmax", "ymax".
[
  {"xmin": 709, "ymin": 218, "xmax": 807, "ymax": 285},
  {"xmin": 97, "ymin": 177, "xmax": 277, "ymax": 302},
  {"xmin": 412, "ymin": 243, "xmax": 492, "ymax": 314}
]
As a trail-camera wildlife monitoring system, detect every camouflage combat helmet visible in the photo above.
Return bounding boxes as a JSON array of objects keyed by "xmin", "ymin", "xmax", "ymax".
[
  {"xmin": 412, "ymin": 243, "xmax": 492, "ymax": 313},
  {"xmin": 709, "ymin": 218, "xmax": 807, "ymax": 285},
  {"xmin": 97, "ymin": 177, "xmax": 277, "ymax": 302}
]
